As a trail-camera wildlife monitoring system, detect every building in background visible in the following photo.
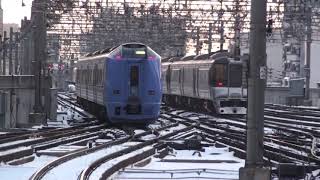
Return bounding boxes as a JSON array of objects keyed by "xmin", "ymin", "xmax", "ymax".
[{"xmin": 3, "ymin": 23, "xmax": 19, "ymax": 34}]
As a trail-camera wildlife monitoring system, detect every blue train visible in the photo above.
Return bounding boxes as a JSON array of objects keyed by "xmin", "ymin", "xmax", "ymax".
[{"xmin": 76, "ymin": 43, "xmax": 162, "ymax": 124}]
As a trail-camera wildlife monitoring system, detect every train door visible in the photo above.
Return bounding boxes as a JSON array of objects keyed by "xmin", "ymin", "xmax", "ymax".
[
  {"xmin": 93, "ymin": 64, "xmax": 98, "ymax": 103},
  {"xmin": 85, "ymin": 65, "xmax": 89, "ymax": 100},
  {"xmin": 179, "ymin": 68, "xmax": 183, "ymax": 95},
  {"xmin": 127, "ymin": 63, "xmax": 142, "ymax": 114},
  {"xmin": 196, "ymin": 68, "xmax": 199, "ymax": 96}
]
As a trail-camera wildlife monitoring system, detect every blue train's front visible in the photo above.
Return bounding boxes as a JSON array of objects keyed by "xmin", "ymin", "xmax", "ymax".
[{"xmin": 105, "ymin": 43, "xmax": 162, "ymax": 124}]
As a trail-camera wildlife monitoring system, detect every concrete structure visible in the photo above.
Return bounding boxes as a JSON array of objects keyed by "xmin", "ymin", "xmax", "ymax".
[
  {"xmin": 0, "ymin": 75, "xmax": 56, "ymax": 128},
  {"xmin": 265, "ymin": 87, "xmax": 320, "ymax": 108},
  {"xmin": 265, "ymin": 87, "xmax": 290, "ymax": 105},
  {"xmin": 0, "ymin": 76, "xmax": 34, "ymax": 128},
  {"xmin": 310, "ymin": 88, "xmax": 320, "ymax": 108},
  {"xmin": 240, "ymin": 0, "xmax": 271, "ymax": 179},
  {"xmin": 20, "ymin": 17, "xmax": 34, "ymax": 75}
]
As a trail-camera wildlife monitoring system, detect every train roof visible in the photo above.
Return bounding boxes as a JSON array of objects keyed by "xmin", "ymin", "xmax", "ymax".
[
  {"xmin": 181, "ymin": 55, "xmax": 196, "ymax": 61},
  {"xmin": 82, "ymin": 43, "xmax": 147, "ymax": 58},
  {"xmin": 79, "ymin": 42, "xmax": 160, "ymax": 62},
  {"xmin": 162, "ymin": 50, "xmax": 233, "ymax": 64},
  {"xmin": 163, "ymin": 50, "xmax": 231, "ymax": 62}
]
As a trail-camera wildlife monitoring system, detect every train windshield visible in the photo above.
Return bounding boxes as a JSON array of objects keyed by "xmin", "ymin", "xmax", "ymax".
[
  {"xmin": 229, "ymin": 64, "xmax": 242, "ymax": 87},
  {"xmin": 122, "ymin": 44, "xmax": 147, "ymax": 59},
  {"xmin": 212, "ymin": 64, "xmax": 228, "ymax": 87}
]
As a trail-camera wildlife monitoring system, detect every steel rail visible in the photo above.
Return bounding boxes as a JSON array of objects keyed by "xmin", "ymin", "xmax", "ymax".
[
  {"xmin": 79, "ymin": 125, "xmax": 196, "ymax": 180},
  {"xmin": 29, "ymin": 120, "xmax": 184, "ymax": 180}
]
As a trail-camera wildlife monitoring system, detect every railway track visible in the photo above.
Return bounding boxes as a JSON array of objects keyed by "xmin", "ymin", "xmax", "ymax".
[
  {"xmin": 163, "ymin": 107, "xmax": 320, "ymax": 168},
  {"xmin": 30, "ymin": 117, "xmax": 196, "ymax": 180},
  {"xmin": 3, "ymin": 94, "xmax": 320, "ymax": 179}
]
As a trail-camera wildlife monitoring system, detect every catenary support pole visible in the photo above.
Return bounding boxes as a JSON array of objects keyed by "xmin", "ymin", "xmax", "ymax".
[
  {"xmin": 304, "ymin": 6, "xmax": 312, "ymax": 102},
  {"xmin": 32, "ymin": 0, "xmax": 47, "ymax": 113},
  {"xmin": 2, "ymin": 31, "xmax": 6, "ymax": 75},
  {"xmin": 239, "ymin": 0, "xmax": 270, "ymax": 179},
  {"xmin": 208, "ymin": 23, "xmax": 212, "ymax": 54},
  {"xmin": 196, "ymin": 27, "xmax": 200, "ymax": 55},
  {"xmin": 14, "ymin": 32, "xmax": 19, "ymax": 74},
  {"xmin": 9, "ymin": 27, "xmax": 13, "ymax": 75}
]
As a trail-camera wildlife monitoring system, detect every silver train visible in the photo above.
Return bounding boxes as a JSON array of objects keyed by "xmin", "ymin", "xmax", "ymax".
[{"xmin": 161, "ymin": 51, "xmax": 247, "ymax": 115}]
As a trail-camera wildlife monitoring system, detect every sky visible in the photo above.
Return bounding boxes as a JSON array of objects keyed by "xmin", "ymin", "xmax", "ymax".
[{"xmin": 2, "ymin": 0, "xmax": 32, "ymax": 25}]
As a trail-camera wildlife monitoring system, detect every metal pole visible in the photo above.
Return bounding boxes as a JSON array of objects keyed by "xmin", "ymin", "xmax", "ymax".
[
  {"xmin": 240, "ymin": 0, "xmax": 270, "ymax": 179},
  {"xmin": 220, "ymin": 21, "xmax": 224, "ymax": 51},
  {"xmin": 234, "ymin": 0, "xmax": 241, "ymax": 57},
  {"xmin": 32, "ymin": 0, "xmax": 47, "ymax": 113},
  {"xmin": 0, "ymin": 34, "xmax": 2, "ymax": 74},
  {"xmin": 2, "ymin": 31, "xmax": 6, "ymax": 75},
  {"xmin": 196, "ymin": 27, "xmax": 200, "ymax": 55},
  {"xmin": 9, "ymin": 27, "xmax": 13, "ymax": 75},
  {"xmin": 14, "ymin": 32, "xmax": 19, "ymax": 74},
  {"xmin": 305, "ymin": 6, "xmax": 312, "ymax": 101},
  {"xmin": 208, "ymin": 23, "xmax": 212, "ymax": 54},
  {"xmin": 247, "ymin": 0, "xmax": 267, "ymax": 167}
]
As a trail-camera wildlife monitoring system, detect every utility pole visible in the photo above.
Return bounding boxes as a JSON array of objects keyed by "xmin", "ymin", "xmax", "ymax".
[
  {"xmin": 196, "ymin": 27, "xmax": 200, "ymax": 55},
  {"xmin": 2, "ymin": 31, "xmax": 6, "ymax": 75},
  {"xmin": 219, "ymin": 21, "xmax": 224, "ymax": 51},
  {"xmin": 0, "ymin": 35, "xmax": 2, "ymax": 74},
  {"xmin": 32, "ymin": 0, "xmax": 47, "ymax": 113},
  {"xmin": 9, "ymin": 27, "xmax": 13, "ymax": 75},
  {"xmin": 234, "ymin": 0, "xmax": 241, "ymax": 58},
  {"xmin": 304, "ymin": 6, "xmax": 312, "ymax": 103},
  {"xmin": 208, "ymin": 23, "xmax": 212, "ymax": 54},
  {"xmin": 239, "ymin": 0, "xmax": 270, "ymax": 179},
  {"xmin": 14, "ymin": 32, "xmax": 19, "ymax": 74},
  {"xmin": 219, "ymin": 0, "xmax": 224, "ymax": 51}
]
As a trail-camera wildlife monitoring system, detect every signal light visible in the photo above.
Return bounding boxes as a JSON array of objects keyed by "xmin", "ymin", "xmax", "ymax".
[
  {"xmin": 148, "ymin": 56, "xmax": 156, "ymax": 61},
  {"xmin": 115, "ymin": 55, "xmax": 122, "ymax": 60},
  {"xmin": 217, "ymin": 82, "xmax": 223, "ymax": 87}
]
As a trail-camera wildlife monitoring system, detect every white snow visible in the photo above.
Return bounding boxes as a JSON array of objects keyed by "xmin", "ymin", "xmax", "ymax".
[
  {"xmin": 89, "ymin": 146, "xmax": 153, "ymax": 180},
  {"xmin": 0, "ymin": 155, "xmax": 55, "ymax": 180},
  {"xmin": 114, "ymin": 146, "xmax": 244, "ymax": 180},
  {"xmin": 0, "ymin": 137, "xmax": 41, "ymax": 149},
  {"xmin": 0, "ymin": 146, "xmax": 31, "ymax": 156},
  {"xmin": 41, "ymin": 142, "xmax": 142, "ymax": 180}
]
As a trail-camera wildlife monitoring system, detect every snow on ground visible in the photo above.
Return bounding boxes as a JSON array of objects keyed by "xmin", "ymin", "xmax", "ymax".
[
  {"xmin": 0, "ymin": 146, "xmax": 31, "ymax": 156},
  {"xmin": 0, "ymin": 137, "xmax": 41, "ymax": 149},
  {"xmin": 42, "ymin": 142, "xmax": 140, "ymax": 180},
  {"xmin": 271, "ymin": 104, "xmax": 320, "ymax": 110},
  {"xmin": 0, "ymin": 155, "xmax": 55, "ymax": 180},
  {"xmin": 114, "ymin": 146, "xmax": 244, "ymax": 180},
  {"xmin": 89, "ymin": 146, "xmax": 153, "ymax": 180}
]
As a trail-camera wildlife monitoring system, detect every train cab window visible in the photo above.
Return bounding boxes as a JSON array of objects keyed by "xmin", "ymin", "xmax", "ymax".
[
  {"xmin": 229, "ymin": 64, "xmax": 243, "ymax": 87},
  {"xmin": 212, "ymin": 64, "xmax": 228, "ymax": 87},
  {"xmin": 122, "ymin": 44, "xmax": 147, "ymax": 59}
]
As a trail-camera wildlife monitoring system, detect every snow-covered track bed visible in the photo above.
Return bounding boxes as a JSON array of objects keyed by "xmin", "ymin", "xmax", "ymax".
[
  {"xmin": 265, "ymin": 104, "xmax": 320, "ymax": 117},
  {"xmin": 0, "ymin": 123, "xmax": 106, "ymax": 163},
  {"xmin": 57, "ymin": 92, "xmax": 94, "ymax": 120},
  {"xmin": 29, "ymin": 118, "xmax": 194, "ymax": 180},
  {"xmin": 163, "ymin": 108, "xmax": 320, "ymax": 169}
]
